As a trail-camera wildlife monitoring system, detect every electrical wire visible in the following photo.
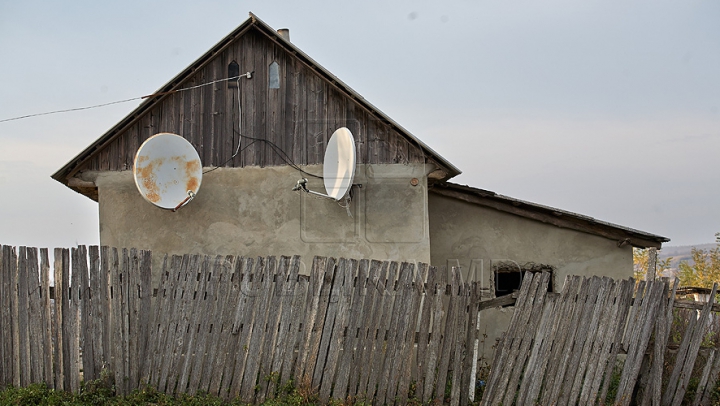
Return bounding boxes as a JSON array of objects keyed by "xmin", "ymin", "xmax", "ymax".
[
  {"xmin": 4, "ymin": 68, "xmax": 323, "ymax": 180},
  {"xmin": 203, "ymin": 76, "xmax": 321, "ymax": 179},
  {"xmin": 236, "ymin": 130, "xmax": 323, "ymax": 179},
  {"xmin": 0, "ymin": 97, "xmax": 143, "ymax": 123},
  {"xmin": 0, "ymin": 74, "xmax": 249, "ymax": 124}
]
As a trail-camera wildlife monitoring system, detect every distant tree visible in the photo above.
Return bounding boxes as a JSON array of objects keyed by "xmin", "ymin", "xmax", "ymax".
[
  {"xmin": 633, "ymin": 248, "xmax": 672, "ymax": 281},
  {"xmin": 678, "ymin": 235, "xmax": 720, "ymax": 288}
]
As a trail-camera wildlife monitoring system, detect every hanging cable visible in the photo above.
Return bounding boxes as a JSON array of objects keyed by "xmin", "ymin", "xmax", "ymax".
[
  {"xmin": 0, "ymin": 73, "xmax": 252, "ymax": 124},
  {"xmin": 0, "ymin": 97, "xmax": 143, "ymax": 123},
  {"xmin": 207, "ymin": 74, "xmax": 323, "ymax": 179}
]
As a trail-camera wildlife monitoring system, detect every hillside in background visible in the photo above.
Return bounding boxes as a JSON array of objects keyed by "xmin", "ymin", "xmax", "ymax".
[{"xmin": 658, "ymin": 243, "xmax": 716, "ymax": 274}]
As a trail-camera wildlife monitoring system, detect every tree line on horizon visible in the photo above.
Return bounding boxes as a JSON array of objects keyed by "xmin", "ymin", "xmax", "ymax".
[{"xmin": 634, "ymin": 232, "xmax": 720, "ymax": 288}]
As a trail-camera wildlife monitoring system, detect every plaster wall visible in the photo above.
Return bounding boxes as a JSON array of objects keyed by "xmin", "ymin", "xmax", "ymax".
[
  {"xmin": 428, "ymin": 193, "xmax": 633, "ymax": 360},
  {"xmin": 93, "ymin": 164, "xmax": 431, "ymax": 281}
]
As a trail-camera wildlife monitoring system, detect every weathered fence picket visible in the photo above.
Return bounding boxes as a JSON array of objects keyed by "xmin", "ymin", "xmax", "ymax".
[
  {"xmin": 481, "ymin": 273, "xmax": 720, "ymax": 406},
  {"xmin": 3, "ymin": 244, "xmax": 720, "ymax": 405}
]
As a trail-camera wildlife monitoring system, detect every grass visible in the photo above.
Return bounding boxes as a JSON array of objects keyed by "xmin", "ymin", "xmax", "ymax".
[{"xmin": 0, "ymin": 375, "xmax": 353, "ymax": 406}]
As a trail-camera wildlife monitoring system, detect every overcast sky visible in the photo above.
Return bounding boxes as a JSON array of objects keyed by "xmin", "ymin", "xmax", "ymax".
[{"xmin": 1, "ymin": 0, "xmax": 718, "ymax": 249}]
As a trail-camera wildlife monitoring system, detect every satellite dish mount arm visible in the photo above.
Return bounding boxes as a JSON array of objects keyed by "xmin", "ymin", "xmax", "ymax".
[
  {"xmin": 172, "ymin": 190, "xmax": 196, "ymax": 212},
  {"xmin": 293, "ymin": 178, "xmax": 334, "ymax": 200}
]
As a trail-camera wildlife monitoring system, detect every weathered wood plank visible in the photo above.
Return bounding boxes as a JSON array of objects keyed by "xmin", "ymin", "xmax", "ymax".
[
  {"xmin": 540, "ymin": 276, "xmax": 591, "ymax": 405},
  {"xmin": 10, "ymin": 246, "xmax": 20, "ymax": 388},
  {"xmin": 384, "ymin": 262, "xmax": 419, "ymax": 404},
  {"xmin": 422, "ymin": 266, "xmax": 447, "ymax": 404},
  {"xmin": 294, "ymin": 257, "xmax": 324, "ymax": 382},
  {"xmin": 256, "ymin": 256, "xmax": 289, "ymax": 403},
  {"xmin": 555, "ymin": 276, "xmax": 604, "ymax": 404},
  {"xmin": 450, "ymin": 281, "xmax": 471, "ymax": 406},
  {"xmin": 137, "ymin": 250, "xmax": 152, "ymax": 385},
  {"xmin": 279, "ymin": 268, "xmax": 310, "ymax": 387},
  {"xmin": 698, "ymin": 345, "xmax": 720, "ymax": 406},
  {"xmin": 39, "ymin": 248, "xmax": 53, "ymax": 387},
  {"xmin": 355, "ymin": 261, "xmax": 388, "ymax": 401},
  {"xmin": 87, "ymin": 247, "xmax": 102, "ymax": 381},
  {"xmin": 623, "ymin": 280, "xmax": 646, "ymax": 349},
  {"xmin": 481, "ymin": 267, "xmax": 538, "ymax": 405},
  {"xmin": 17, "ymin": 247, "xmax": 30, "ymax": 387},
  {"xmin": 641, "ymin": 280, "xmax": 676, "ymax": 406},
  {"xmin": 415, "ymin": 264, "xmax": 436, "ymax": 402},
  {"xmin": 0, "ymin": 246, "xmax": 8, "ymax": 388},
  {"xmin": 597, "ymin": 279, "xmax": 637, "ymax": 404},
  {"xmin": 300, "ymin": 257, "xmax": 335, "ymax": 386},
  {"xmin": 26, "ymin": 248, "xmax": 44, "ymax": 384},
  {"xmin": 141, "ymin": 254, "xmax": 169, "ymax": 386},
  {"xmin": 367, "ymin": 261, "xmax": 398, "ymax": 403},
  {"xmin": 321, "ymin": 258, "xmax": 357, "ymax": 403},
  {"xmin": 188, "ymin": 256, "xmax": 223, "ymax": 394},
  {"xmin": 115, "ymin": 249, "xmax": 131, "ymax": 395},
  {"xmin": 616, "ymin": 281, "xmax": 665, "ymax": 406},
  {"xmin": 483, "ymin": 271, "xmax": 544, "ymax": 405},
  {"xmin": 289, "ymin": 60, "xmax": 305, "ymax": 166},
  {"xmin": 339, "ymin": 259, "xmax": 372, "ymax": 401},
  {"xmin": 176, "ymin": 255, "xmax": 211, "ymax": 394},
  {"xmin": 75, "ymin": 245, "xmax": 94, "ymax": 384},
  {"xmin": 241, "ymin": 256, "xmax": 277, "ymax": 403},
  {"xmin": 166, "ymin": 254, "xmax": 202, "ymax": 394},
  {"xmin": 515, "ymin": 291, "xmax": 559, "ymax": 405},
  {"xmin": 267, "ymin": 255, "xmax": 302, "ymax": 398},
  {"xmin": 398, "ymin": 263, "xmax": 427, "ymax": 403},
  {"xmin": 54, "ymin": 248, "xmax": 68, "ymax": 391},
  {"xmin": 306, "ymin": 73, "xmax": 327, "ymax": 165},
  {"xmin": 67, "ymin": 247, "xmax": 82, "ymax": 392},
  {"xmin": 228, "ymin": 257, "xmax": 259, "ymax": 399},
  {"xmin": 156, "ymin": 254, "xmax": 187, "ymax": 392},
  {"xmin": 500, "ymin": 272, "xmax": 550, "ymax": 406},
  {"xmin": 579, "ymin": 279, "xmax": 630, "ymax": 405},
  {"xmin": 315, "ymin": 257, "xmax": 351, "ymax": 402},
  {"xmin": 525, "ymin": 276, "xmax": 578, "ymax": 404},
  {"xmin": 692, "ymin": 349, "xmax": 716, "ymax": 406},
  {"xmin": 565, "ymin": 277, "xmax": 615, "ymax": 406},
  {"xmin": 204, "ymin": 255, "xmax": 237, "ymax": 397},
  {"xmin": 462, "ymin": 281, "xmax": 480, "ymax": 406},
  {"xmin": 146, "ymin": 255, "xmax": 177, "ymax": 387},
  {"xmin": 126, "ymin": 248, "xmax": 141, "ymax": 388},
  {"xmin": 434, "ymin": 267, "xmax": 461, "ymax": 403},
  {"xmin": 667, "ymin": 284, "xmax": 718, "ymax": 406}
]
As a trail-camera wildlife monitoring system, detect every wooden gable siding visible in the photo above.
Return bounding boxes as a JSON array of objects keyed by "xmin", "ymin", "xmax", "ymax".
[{"xmin": 84, "ymin": 29, "xmax": 424, "ymax": 173}]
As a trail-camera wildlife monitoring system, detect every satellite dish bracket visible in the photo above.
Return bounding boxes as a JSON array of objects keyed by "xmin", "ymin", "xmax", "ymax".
[
  {"xmin": 172, "ymin": 190, "xmax": 196, "ymax": 212},
  {"xmin": 293, "ymin": 178, "xmax": 361, "ymax": 201}
]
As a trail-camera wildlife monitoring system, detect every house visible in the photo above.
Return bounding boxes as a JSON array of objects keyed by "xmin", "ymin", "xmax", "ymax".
[{"xmin": 52, "ymin": 13, "xmax": 668, "ymax": 350}]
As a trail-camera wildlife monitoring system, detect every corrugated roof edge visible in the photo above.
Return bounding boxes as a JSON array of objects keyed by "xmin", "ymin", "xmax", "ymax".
[
  {"xmin": 51, "ymin": 12, "xmax": 461, "ymax": 189},
  {"xmin": 430, "ymin": 182, "xmax": 670, "ymax": 249}
]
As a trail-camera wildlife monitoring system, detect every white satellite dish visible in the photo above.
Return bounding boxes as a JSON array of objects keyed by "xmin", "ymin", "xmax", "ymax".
[
  {"xmin": 133, "ymin": 133, "xmax": 202, "ymax": 211},
  {"xmin": 293, "ymin": 127, "xmax": 357, "ymax": 202}
]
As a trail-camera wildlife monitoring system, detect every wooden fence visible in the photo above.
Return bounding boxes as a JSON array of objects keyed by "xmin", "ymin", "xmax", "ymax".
[
  {"xmin": 0, "ymin": 245, "xmax": 483, "ymax": 404},
  {"xmin": 481, "ymin": 272, "xmax": 720, "ymax": 406}
]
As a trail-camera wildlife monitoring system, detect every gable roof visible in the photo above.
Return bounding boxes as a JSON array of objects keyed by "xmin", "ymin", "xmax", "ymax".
[
  {"xmin": 52, "ymin": 12, "xmax": 461, "ymax": 194},
  {"xmin": 430, "ymin": 182, "xmax": 670, "ymax": 249}
]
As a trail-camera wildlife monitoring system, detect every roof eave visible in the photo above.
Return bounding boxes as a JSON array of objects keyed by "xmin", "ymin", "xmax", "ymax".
[{"xmin": 431, "ymin": 182, "xmax": 670, "ymax": 249}]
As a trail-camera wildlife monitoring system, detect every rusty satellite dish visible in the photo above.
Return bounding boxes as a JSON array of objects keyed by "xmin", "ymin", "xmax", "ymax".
[
  {"xmin": 133, "ymin": 133, "xmax": 202, "ymax": 211},
  {"xmin": 293, "ymin": 127, "xmax": 356, "ymax": 201}
]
